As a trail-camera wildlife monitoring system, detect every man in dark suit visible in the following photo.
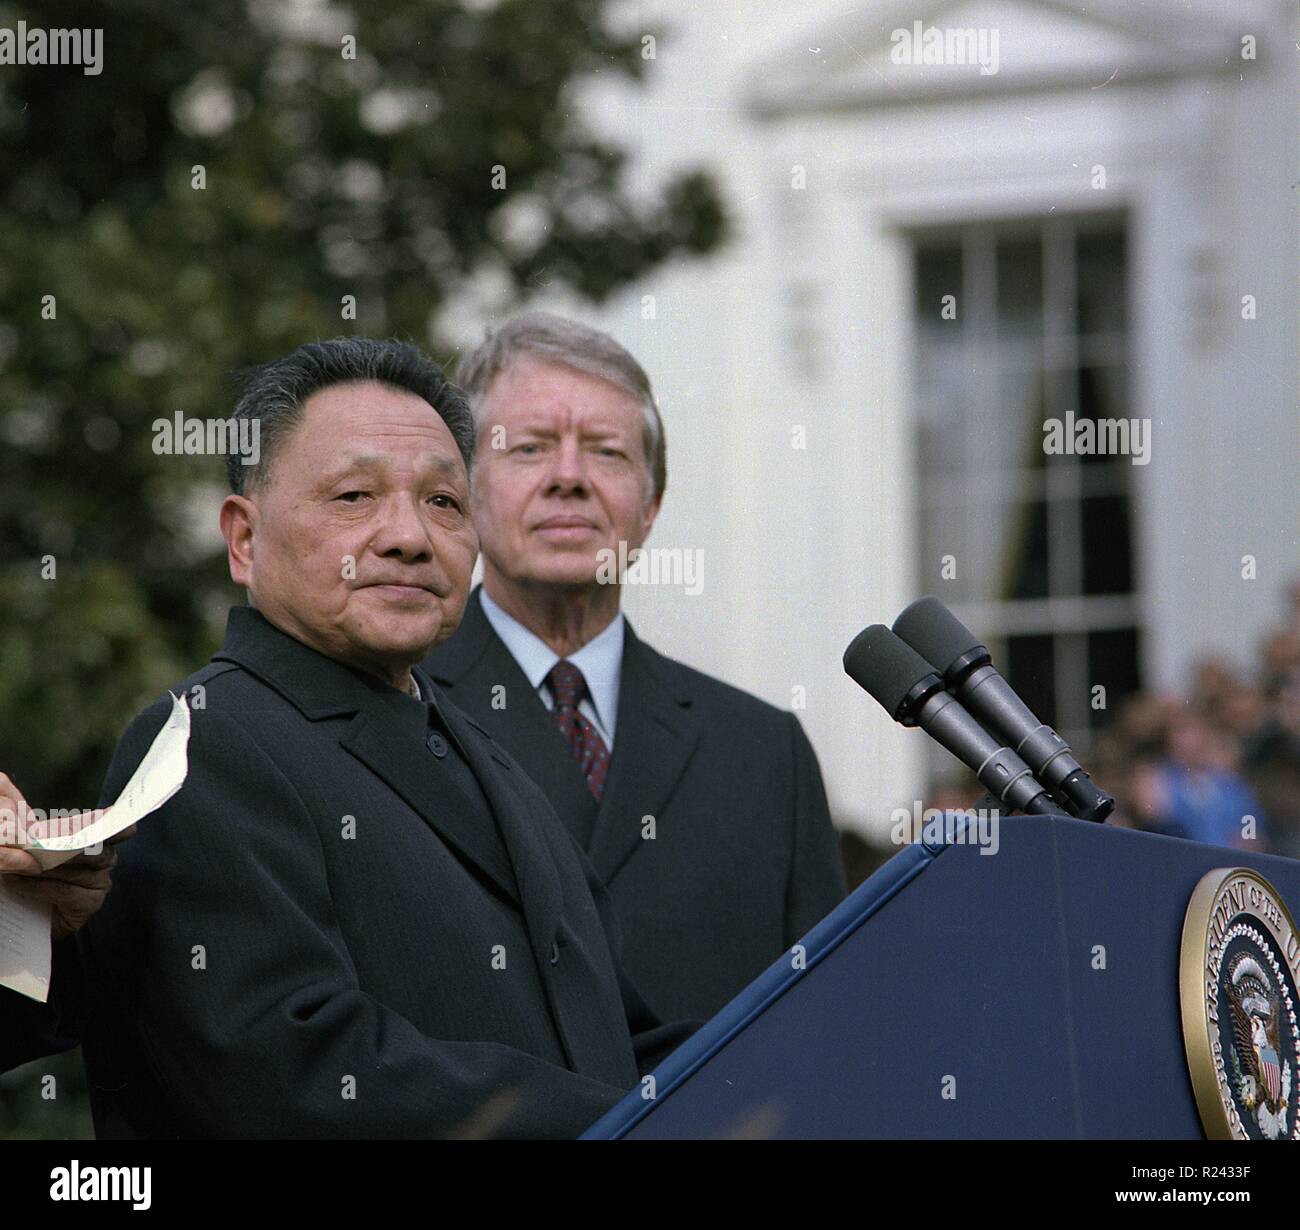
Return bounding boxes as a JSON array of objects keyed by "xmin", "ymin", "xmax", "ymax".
[
  {"xmin": 73, "ymin": 339, "xmax": 688, "ymax": 1138},
  {"xmin": 423, "ymin": 314, "xmax": 845, "ymax": 1022}
]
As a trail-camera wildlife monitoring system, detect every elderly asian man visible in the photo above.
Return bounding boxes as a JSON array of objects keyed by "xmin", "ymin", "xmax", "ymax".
[{"xmin": 72, "ymin": 338, "xmax": 690, "ymax": 1139}]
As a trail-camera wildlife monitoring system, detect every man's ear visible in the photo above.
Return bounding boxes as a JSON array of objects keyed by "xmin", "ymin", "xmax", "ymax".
[
  {"xmin": 219, "ymin": 494, "xmax": 257, "ymax": 588},
  {"xmin": 640, "ymin": 487, "xmax": 663, "ymax": 541}
]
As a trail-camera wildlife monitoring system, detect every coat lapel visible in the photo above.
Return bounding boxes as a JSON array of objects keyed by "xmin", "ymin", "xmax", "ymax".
[
  {"xmin": 215, "ymin": 604, "xmax": 526, "ymax": 908},
  {"xmin": 586, "ymin": 624, "xmax": 701, "ymax": 882},
  {"xmin": 423, "ymin": 589, "xmax": 599, "ymax": 847},
  {"xmin": 214, "ymin": 605, "xmax": 579, "ymax": 1068},
  {"xmin": 426, "ymin": 689, "xmax": 565, "ymax": 976},
  {"xmin": 339, "ymin": 703, "xmax": 522, "ymax": 908}
]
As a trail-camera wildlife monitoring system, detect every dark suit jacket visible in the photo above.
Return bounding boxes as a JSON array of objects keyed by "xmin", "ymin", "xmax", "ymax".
[
  {"xmin": 75, "ymin": 606, "xmax": 687, "ymax": 1139},
  {"xmin": 422, "ymin": 589, "xmax": 847, "ymax": 1022}
]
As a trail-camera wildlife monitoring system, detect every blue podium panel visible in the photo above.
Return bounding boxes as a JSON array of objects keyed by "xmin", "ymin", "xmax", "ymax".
[{"xmin": 585, "ymin": 817, "xmax": 1300, "ymax": 1139}]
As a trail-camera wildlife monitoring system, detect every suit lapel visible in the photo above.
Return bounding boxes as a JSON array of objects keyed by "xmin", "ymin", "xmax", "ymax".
[
  {"xmin": 213, "ymin": 605, "xmax": 578, "ymax": 1065},
  {"xmin": 587, "ymin": 625, "xmax": 701, "ymax": 881},
  {"xmin": 429, "ymin": 692, "xmax": 565, "ymax": 974},
  {"xmin": 214, "ymin": 604, "xmax": 527, "ymax": 910},
  {"xmin": 424, "ymin": 589, "xmax": 599, "ymax": 847},
  {"xmin": 339, "ymin": 705, "xmax": 521, "ymax": 907}
]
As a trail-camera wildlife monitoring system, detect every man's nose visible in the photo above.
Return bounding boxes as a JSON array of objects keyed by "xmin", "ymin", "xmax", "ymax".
[
  {"xmin": 545, "ymin": 438, "xmax": 589, "ymax": 493},
  {"xmin": 372, "ymin": 495, "xmax": 434, "ymax": 558}
]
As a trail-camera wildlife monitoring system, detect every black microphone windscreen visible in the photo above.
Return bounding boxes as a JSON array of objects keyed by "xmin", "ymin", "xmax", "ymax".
[
  {"xmin": 843, "ymin": 624, "xmax": 937, "ymax": 717},
  {"xmin": 892, "ymin": 595, "xmax": 983, "ymax": 671}
]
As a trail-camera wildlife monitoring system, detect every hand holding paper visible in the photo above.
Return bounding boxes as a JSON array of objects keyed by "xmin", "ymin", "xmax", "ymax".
[
  {"xmin": 0, "ymin": 693, "xmax": 190, "ymax": 1001},
  {"xmin": 2, "ymin": 844, "xmax": 126, "ymax": 942}
]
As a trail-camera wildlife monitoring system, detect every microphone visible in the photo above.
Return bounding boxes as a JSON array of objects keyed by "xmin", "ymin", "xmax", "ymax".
[
  {"xmin": 892, "ymin": 596, "xmax": 1114, "ymax": 823},
  {"xmin": 842, "ymin": 624, "xmax": 1058, "ymax": 815}
]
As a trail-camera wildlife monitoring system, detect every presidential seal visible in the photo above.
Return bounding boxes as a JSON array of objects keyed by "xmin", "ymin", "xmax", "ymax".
[{"xmin": 1180, "ymin": 867, "xmax": 1300, "ymax": 1140}]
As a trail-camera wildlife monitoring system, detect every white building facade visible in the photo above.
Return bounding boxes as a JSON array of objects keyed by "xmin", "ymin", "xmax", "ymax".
[{"xmin": 517, "ymin": 0, "xmax": 1297, "ymax": 838}]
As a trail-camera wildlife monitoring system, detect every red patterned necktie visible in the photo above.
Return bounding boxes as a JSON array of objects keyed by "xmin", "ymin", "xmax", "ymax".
[{"xmin": 545, "ymin": 660, "xmax": 611, "ymax": 802}]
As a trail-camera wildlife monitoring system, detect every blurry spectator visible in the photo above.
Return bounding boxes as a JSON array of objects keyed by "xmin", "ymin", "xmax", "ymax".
[
  {"xmin": 1262, "ymin": 629, "xmax": 1300, "ymax": 693},
  {"xmin": 1243, "ymin": 677, "xmax": 1300, "ymax": 857},
  {"xmin": 914, "ymin": 580, "xmax": 1300, "ymax": 857},
  {"xmin": 1192, "ymin": 657, "xmax": 1239, "ymax": 715},
  {"xmin": 1132, "ymin": 710, "xmax": 1266, "ymax": 850},
  {"xmin": 1115, "ymin": 691, "xmax": 1181, "ymax": 761},
  {"xmin": 1111, "ymin": 581, "xmax": 1300, "ymax": 855}
]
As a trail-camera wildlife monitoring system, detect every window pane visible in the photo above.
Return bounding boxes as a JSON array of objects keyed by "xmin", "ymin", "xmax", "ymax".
[
  {"xmin": 1044, "ymin": 368, "xmax": 1078, "ymax": 468},
  {"xmin": 914, "ymin": 245, "xmax": 963, "ymax": 340},
  {"xmin": 1086, "ymin": 628, "xmax": 1141, "ymax": 732},
  {"xmin": 1081, "ymin": 495, "xmax": 1134, "ymax": 594},
  {"xmin": 1078, "ymin": 460, "xmax": 1131, "ymax": 496},
  {"xmin": 1002, "ymin": 499, "xmax": 1050, "ymax": 599},
  {"xmin": 1004, "ymin": 634, "xmax": 1057, "ymax": 731},
  {"xmin": 1076, "ymin": 365, "xmax": 1130, "ymax": 466},
  {"xmin": 916, "ymin": 348, "xmax": 973, "ymax": 474},
  {"xmin": 997, "ymin": 366, "xmax": 1049, "ymax": 471},
  {"xmin": 1078, "ymin": 364, "xmax": 1126, "ymax": 415},
  {"xmin": 920, "ymin": 499, "xmax": 971, "ymax": 601},
  {"xmin": 996, "ymin": 236, "xmax": 1042, "ymax": 339},
  {"xmin": 1076, "ymin": 229, "xmax": 1126, "ymax": 336}
]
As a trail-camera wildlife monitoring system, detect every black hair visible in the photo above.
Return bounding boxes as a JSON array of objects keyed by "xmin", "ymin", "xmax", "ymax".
[{"xmin": 226, "ymin": 338, "xmax": 474, "ymax": 494}]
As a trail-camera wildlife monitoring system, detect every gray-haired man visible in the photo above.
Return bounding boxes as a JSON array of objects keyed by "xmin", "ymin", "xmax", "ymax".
[{"xmin": 422, "ymin": 313, "xmax": 846, "ymax": 1022}]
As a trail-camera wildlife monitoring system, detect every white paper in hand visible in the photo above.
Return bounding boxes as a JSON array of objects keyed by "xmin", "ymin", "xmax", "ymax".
[{"xmin": 0, "ymin": 693, "xmax": 191, "ymax": 1002}]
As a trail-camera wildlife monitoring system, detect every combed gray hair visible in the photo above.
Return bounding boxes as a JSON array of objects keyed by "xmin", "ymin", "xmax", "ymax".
[{"xmin": 457, "ymin": 312, "xmax": 666, "ymax": 502}]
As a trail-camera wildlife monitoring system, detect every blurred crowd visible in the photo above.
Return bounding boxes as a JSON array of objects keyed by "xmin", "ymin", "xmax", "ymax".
[
  {"xmin": 904, "ymin": 581, "xmax": 1300, "ymax": 871},
  {"xmin": 1096, "ymin": 580, "xmax": 1300, "ymax": 856}
]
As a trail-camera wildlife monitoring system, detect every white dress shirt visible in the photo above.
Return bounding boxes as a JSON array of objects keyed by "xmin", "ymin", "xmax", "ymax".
[{"xmin": 478, "ymin": 587, "xmax": 623, "ymax": 749}]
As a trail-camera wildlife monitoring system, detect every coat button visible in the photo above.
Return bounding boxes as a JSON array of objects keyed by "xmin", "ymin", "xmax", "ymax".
[
  {"xmin": 549, "ymin": 940, "xmax": 560, "ymax": 966},
  {"xmin": 426, "ymin": 732, "xmax": 448, "ymax": 758}
]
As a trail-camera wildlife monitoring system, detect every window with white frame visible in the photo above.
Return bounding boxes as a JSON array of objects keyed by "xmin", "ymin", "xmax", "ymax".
[{"xmin": 910, "ymin": 215, "xmax": 1141, "ymax": 778}]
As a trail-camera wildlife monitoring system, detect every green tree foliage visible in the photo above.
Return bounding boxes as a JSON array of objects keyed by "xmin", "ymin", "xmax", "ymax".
[
  {"xmin": 0, "ymin": 0, "xmax": 726, "ymax": 806},
  {"xmin": 0, "ymin": 0, "xmax": 725, "ymax": 1137}
]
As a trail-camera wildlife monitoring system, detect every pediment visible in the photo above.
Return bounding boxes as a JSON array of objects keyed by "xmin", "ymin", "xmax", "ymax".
[{"xmin": 749, "ymin": 0, "xmax": 1243, "ymax": 116}]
